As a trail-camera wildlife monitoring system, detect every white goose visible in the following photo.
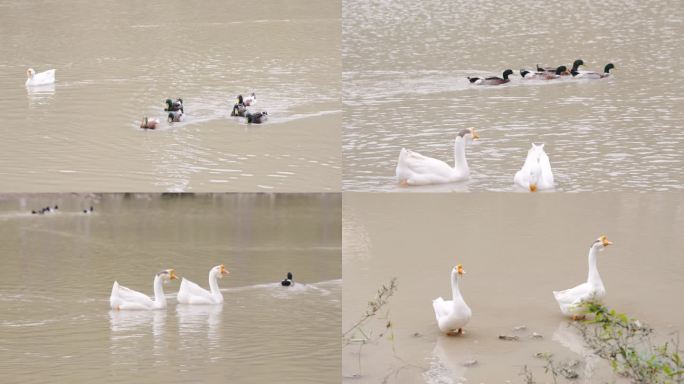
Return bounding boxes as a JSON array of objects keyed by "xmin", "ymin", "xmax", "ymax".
[
  {"xmin": 25, "ymin": 68, "xmax": 56, "ymax": 86},
  {"xmin": 177, "ymin": 264, "xmax": 229, "ymax": 304},
  {"xmin": 433, "ymin": 264, "xmax": 472, "ymax": 335},
  {"xmin": 553, "ymin": 235, "xmax": 613, "ymax": 319},
  {"xmin": 396, "ymin": 128, "xmax": 479, "ymax": 186},
  {"xmin": 110, "ymin": 269, "xmax": 177, "ymax": 310},
  {"xmin": 514, "ymin": 143, "xmax": 554, "ymax": 192}
]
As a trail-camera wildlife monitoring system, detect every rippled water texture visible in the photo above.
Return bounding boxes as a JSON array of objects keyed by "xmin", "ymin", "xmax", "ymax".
[
  {"xmin": 0, "ymin": 0, "xmax": 340, "ymax": 192},
  {"xmin": 343, "ymin": 0, "xmax": 684, "ymax": 191},
  {"xmin": 343, "ymin": 193, "xmax": 684, "ymax": 382},
  {"xmin": 0, "ymin": 193, "xmax": 341, "ymax": 383}
]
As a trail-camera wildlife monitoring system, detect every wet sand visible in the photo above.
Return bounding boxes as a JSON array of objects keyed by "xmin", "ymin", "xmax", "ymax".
[
  {"xmin": 342, "ymin": 0, "xmax": 684, "ymax": 191},
  {"xmin": 0, "ymin": 193, "xmax": 341, "ymax": 384},
  {"xmin": 343, "ymin": 193, "xmax": 684, "ymax": 383},
  {"xmin": 0, "ymin": 0, "xmax": 340, "ymax": 192}
]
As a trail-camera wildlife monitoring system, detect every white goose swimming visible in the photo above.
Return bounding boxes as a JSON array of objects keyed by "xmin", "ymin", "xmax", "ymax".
[
  {"xmin": 433, "ymin": 264, "xmax": 472, "ymax": 335},
  {"xmin": 396, "ymin": 128, "xmax": 479, "ymax": 186},
  {"xmin": 25, "ymin": 68, "xmax": 56, "ymax": 87},
  {"xmin": 553, "ymin": 235, "xmax": 613, "ymax": 319},
  {"xmin": 177, "ymin": 264, "xmax": 229, "ymax": 304},
  {"xmin": 514, "ymin": 143, "xmax": 554, "ymax": 192},
  {"xmin": 110, "ymin": 269, "xmax": 177, "ymax": 310}
]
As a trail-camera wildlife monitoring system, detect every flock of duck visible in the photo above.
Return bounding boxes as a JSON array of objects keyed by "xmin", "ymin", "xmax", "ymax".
[
  {"xmin": 30, "ymin": 205, "xmax": 94, "ymax": 215},
  {"xmin": 110, "ymin": 264, "xmax": 295, "ymax": 310},
  {"xmin": 434, "ymin": 235, "xmax": 613, "ymax": 335},
  {"xmin": 467, "ymin": 59, "xmax": 615, "ymax": 85},
  {"xmin": 23, "ymin": 68, "xmax": 269, "ymax": 129},
  {"xmin": 397, "ymin": 59, "xmax": 615, "ymax": 191}
]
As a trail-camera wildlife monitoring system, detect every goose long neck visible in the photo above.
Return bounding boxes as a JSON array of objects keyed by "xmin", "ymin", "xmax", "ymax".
[
  {"xmin": 451, "ymin": 271, "xmax": 462, "ymax": 301},
  {"xmin": 208, "ymin": 269, "xmax": 221, "ymax": 296},
  {"xmin": 587, "ymin": 247, "xmax": 602, "ymax": 285},
  {"xmin": 454, "ymin": 137, "xmax": 467, "ymax": 170},
  {"xmin": 153, "ymin": 275, "xmax": 166, "ymax": 304}
]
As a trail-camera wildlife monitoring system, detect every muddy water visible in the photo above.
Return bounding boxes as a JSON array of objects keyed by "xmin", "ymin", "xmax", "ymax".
[
  {"xmin": 0, "ymin": 193, "xmax": 341, "ymax": 384},
  {"xmin": 342, "ymin": 0, "xmax": 684, "ymax": 191},
  {"xmin": 343, "ymin": 193, "xmax": 684, "ymax": 383},
  {"xmin": 0, "ymin": 0, "xmax": 340, "ymax": 192}
]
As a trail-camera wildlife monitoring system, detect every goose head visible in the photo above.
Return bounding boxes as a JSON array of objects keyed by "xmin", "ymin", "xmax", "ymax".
[
  {"xmin": 157, "ymin": 269, "xmax": 178, "ymax": 282},
  {"xmin": 571, "ymin": 59, "xmax": 584, "ymax": 71},
  {"xmin": 26, "ymin": 68, "xmax": 35, "ymax": 79},
  {"xmin": 604, "ymin": 63, "xmax": 615, "ymax": 74},
  {"xmin": 502, "ymin": 69, "xmax": 514, "ymax": 79},
  {"xmin": 591, "ymin": 235, "xmax": 613, "ymax": 251},
  {"xmin": 214, "ymin": 264, "xmax": 230, "ymax": 279},
  {"xmin": 452, "ymin": 264, "xmax": 466, "ymax": 279},
  {"xmin": 457, "ymin": 127, "xmax": 479, "ymax": 142}
]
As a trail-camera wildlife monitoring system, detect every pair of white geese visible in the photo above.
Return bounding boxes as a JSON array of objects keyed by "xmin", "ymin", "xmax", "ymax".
[
  {"xmin": 433, "ymin": 235, "xmax": 613, "ymax": 335},
  {"xmin": 396, "ymin": 128, "xmax": 554, "ymax": 192},
  {"xmin": 110, "ymin": 264, "xmax": 229, "ymax": 310}
]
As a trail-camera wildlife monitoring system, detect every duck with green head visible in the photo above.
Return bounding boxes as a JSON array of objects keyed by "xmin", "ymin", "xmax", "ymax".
[
  {"xmin": 468, "ymin": 69, "xmax": 514, "ymax": 85},
  {"xmin": 572, "ymin": 63, "xmax": 615, "ymax": 79},
  {"xmin": 164, "ymin": 98, "xmax": 184, "ymax": 113},
  {"xmin": 521, "ymin": 65, "xmax": 567, "ymax": 80}
]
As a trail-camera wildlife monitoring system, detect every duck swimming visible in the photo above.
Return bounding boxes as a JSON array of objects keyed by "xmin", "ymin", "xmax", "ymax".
[
  {"xmin": 246, "ymin": 111, "xmax": 268, "ymax": 124},
  {"xmin": 537, "ymin": 59, "xmax": 583, "ymax": 75},
  {"xmin": 140, "ymin": 117, "xmax": 159, "ymax": 129},
  {"xmin": 241, "ymin": 93, "xmax": 256, "ymax": 106},
  {"xmin": 281, "ymin": 272, "xmax": 294, "ymax": 287},
  {"xmin": 83, "ymin": 206, "xmax": 94, "ymax": 214},
  {"xmin": 521, "ymin": 66, "xmax": 567, "ymax": 80},
  {"xmin": 231, "ymin": 102, "xmax": 247, "ymax": 117},
  {"xmin": 164, "ymin": 98, "xmax": 184, "ymax": 113},
  {"xmin": 167, "ymin": 111, "xmax": 184, "ymax": 123},
  {"xmin": 468, "ymin": 69, "xmax": 514, "ymax": 85},
  {"xmin": 571, "ymin": 63, "xmax": 614, "ymax": 79},
  {"xmin": 25, "ymin": 68, "xmax": 56, "ymax": 86}
]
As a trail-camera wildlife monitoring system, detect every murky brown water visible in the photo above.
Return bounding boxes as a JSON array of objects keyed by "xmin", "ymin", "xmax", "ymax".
[
  {"xmin": 0, "ymin": 193, "xmax": 341, "ymax": 383},
  {"xmin": 342, "ymin": 0, "xmax": 684, "ymax": 191},
  {"xmin": 343, "ymin": 193, "xmax": 684, "ymax": 383},
  {"xmin": 0, "ymin": 0, "xmax": 340, "ymax": 192}
]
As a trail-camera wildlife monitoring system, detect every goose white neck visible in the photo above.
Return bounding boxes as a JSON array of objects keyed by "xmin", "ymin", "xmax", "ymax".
[
  {"xmin": 451, "ymin": 271, "xmax": 463, "ymax": 301},
  {"xmin": 153, "ymin": 275, "xmax": 167, "ymax": 307},
  {"xmin": 453, "ymin": 137, "xmax": 468, "ymax": 171},
  {"xmin": 208, "ymin": 269, "xmax": 223, "ymax": 300},
  {"xmin": 587, "ymin": 247, "xmax": 602, "ymax": 286}
]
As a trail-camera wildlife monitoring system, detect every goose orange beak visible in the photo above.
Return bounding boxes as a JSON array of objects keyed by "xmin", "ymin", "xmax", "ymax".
[
  {"xmin": 169, "ymin": 269, "xmax": 178, "ymax": 280},
  {"xmin": 471, "ymin": 128, "xmax": 479, "ymax": 140},
  {"xmin": 530, "ymin": 184, "xmax": 537, "ymax": 192},
  {"xmin": 220, "ymin": 265, "xmax": 229, "ymax": 275},
  {"xmin": 457, "ymin": 264, "xmax": 465, "ymax": 275},
  {"xmin": 600, "ymin": 235, "xmax": 613, "ymax": 246}
]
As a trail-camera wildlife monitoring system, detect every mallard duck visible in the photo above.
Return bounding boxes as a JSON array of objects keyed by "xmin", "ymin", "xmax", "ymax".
[
  {"xmin": 110, "ymin": 269, "xmax": 178, "ymax": 310},
  {"xmin": 571, "ymin": 63, "xmax": 614, "ymax": 79},
  {"xmin": 521, "ymin": 66, "xmax": 567, "ymax": 80},
  {"xmin": 513, "ymin": 143, "xmax": 554, "ymax": 192},
  {"xmin": 177, "ymin": 265, "xmax": 229, "ymax": 305},
  {"xmin": 231, "ymin": 103, "xmax": 247, "ymax": 117},
  {"xmin": 25, "ymin": 68, "xmax": 55, "ymax": 86},
  {"xmin": 164, "ymin": 98, "xmax": 184, "ymax": 113},
  {"xmin": 246, "ymin": 111, "xmax": 268, "ymax": 124},
  {"xmin": 83, "ymin": 206, "xmax": 94, "ymax": 214},
  {"xmin": 167, "ymin": 111, "xmax": 183, "ymax": 123},
  {"xmin": 537, "ymin": 59, "xmax": 583, "ymax": 75},
  {"xmin": 396, "ymin": 128, "xmax": 479, "ymax": 186},
  {"xmin": 553, "ymin": 235, "xmax": 613, "ymax": 319},
  {"xmin": 433, "ymin": 264, "xmax": 471, "ymax": 336},
  {"xmin": 281, "ymin": 272, "xmax": 294, "ymax": 287},
  {"xmin": 468, "ymin": 69, "xmax": 514, "ymax": 85},
  {"xmin": 140, "ymin": 117, "xmax": 159, "ymax": 129}
]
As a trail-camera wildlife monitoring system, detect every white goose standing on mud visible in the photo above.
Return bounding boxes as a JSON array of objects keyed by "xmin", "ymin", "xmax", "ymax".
[
  {"xmin": 433, "ymin": 264, "xmax": 471, "ymax": 335},
  {"xmin": 553, "ymin": 235, "xmax": 613, "ymax": 319}
]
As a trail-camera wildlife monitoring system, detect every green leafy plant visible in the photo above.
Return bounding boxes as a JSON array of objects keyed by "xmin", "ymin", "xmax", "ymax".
[{"xmin": 575, "ymin": 301, "xmax": 683, "ymax": 383}]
